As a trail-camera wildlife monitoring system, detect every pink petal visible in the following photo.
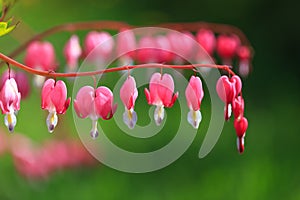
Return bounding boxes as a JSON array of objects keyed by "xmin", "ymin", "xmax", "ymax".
[
  {"xmin": 158, "ymin": 73, "xmax": 175, "ymax": 106},
  {"xmin": 231, "ymin": 75, "xmax": 242, "ymax": 95},
  {"xmin": 185, "ymin": 76, "xmax": 204, "ymax": 111},
  {"xmin": 41, "ymin": 79, "xmax": 55, "ymax": 110},
  {"xmin": 94, "ymin": 86, "xmax": 115, "ymax": 119},
  {"xmin": 1, "ymin": 78, "xmax": 21, "ymax": 113},
  {"xmin": 234, "ymin": 117, "xmax": 248, "ymax": 138},
  {"xmin": 148, "ymin": 73, "xmax": 161, "ymax": 104},
  {"xmin": 120, "ymin": 76, "xmax": 138, "ymax": 109},
  {"xmin": 74, "ymin": 86, "xmax": 95, "ymax": 119},
  {"xmin": 216, "ymin": 76, "xmax": 234, "ymax": 103},
  {"xmin": 50, "ymin": 80, "xmax": 68, "ymax": 113}
]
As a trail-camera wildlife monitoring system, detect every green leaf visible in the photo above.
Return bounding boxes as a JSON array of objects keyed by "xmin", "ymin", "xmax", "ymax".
[{"xmin": 0, "ymin": 21, "xmax": 16, "ymax": 36}]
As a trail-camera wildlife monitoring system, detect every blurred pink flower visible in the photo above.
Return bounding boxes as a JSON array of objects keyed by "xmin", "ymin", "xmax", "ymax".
[
  {"xmin": 216, "ymin": 34, "xmax": 240, "ymax": 65},
  {"xmin": 120, "ymin": 76, "xmax": 138, "ymax": 129},
  {"xmin": 41, "ymin": 79, "xmax": 71, "ymax": 133},
  {"xmin": 136, "ymin": 36, "xmax": 158, "ymax": 63},
  {"xmin": 84, "ymin": 31, "xmax": 114, "ymax": 66},
  {"xmin": 117, "ymin": 29, "xmax": 136, "ymax": 65},
  {"xmin": 0, "ymin": 78, "xmax": 21, "ymax": 132},
  {"xmin": 24, "ymin": 41, "xmax": 56, "ymax": 87},
  {"xmin": 64, "ymin": 35, "xmax": 82, "ymax": 71},
  {"xmin": 185, "ymin": 76, "xmax": 204, "ymax": 129},
  {"xmin": 145, "ymin": 72, "xmax": 178, "ymax": 125},
  {"xmin": 196, "ymin": 29, "xmax": 216, "ymax": 55},
  {"xmin": 237, "ymin": 46, "xmax": 251, "ymax": 77},
  {"xmin": 74, "ymin": 85, "xmax": 117, "ymax": 138}
]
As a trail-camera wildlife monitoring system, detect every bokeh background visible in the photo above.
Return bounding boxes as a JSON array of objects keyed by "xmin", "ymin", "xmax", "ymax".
[{"xmin": 0, "ymin": 0, "xmax": 299, "ymax": 199}]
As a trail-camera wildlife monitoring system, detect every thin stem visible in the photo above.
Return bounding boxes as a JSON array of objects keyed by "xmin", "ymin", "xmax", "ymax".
[{"xmin": 0, "ymin": 52, "xmax": 235, "ymax": 78}]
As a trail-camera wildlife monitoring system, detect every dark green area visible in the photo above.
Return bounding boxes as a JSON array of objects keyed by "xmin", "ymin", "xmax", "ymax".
[{"xmin": 0, "ymin": 0, "xmax": 299, "ymax": 199}]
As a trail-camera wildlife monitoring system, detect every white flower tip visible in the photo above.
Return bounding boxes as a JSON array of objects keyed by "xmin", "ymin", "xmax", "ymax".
[
  {"xmin": 123, "ymin": 108, "xmax": 137, "ymax": 129},
  {"xmin": 4, "ymin": 112, "xmax": 17, "ymax": 133},
  {"xmin": 46, "ymin": 112, "xmax": 58, "ymax": 133},
  {"xmin": 154, "ymin": 105, "xmax": 164, "ymax": 126},
  {"xmin": 187, "ymin": 110, "xmax": 202, "ymax": 129},
  {"xmin": 90, "ymin": 120, "xmax": 99, "ymax": 139}
]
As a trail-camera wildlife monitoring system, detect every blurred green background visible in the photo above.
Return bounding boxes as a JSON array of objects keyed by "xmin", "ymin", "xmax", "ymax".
[{"xmin": 0, "ymin": 0, "xmax": 299, "ymax": 199}]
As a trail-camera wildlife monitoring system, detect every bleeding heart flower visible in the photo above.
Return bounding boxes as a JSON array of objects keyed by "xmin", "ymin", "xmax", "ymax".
[
  {"xmin": 136, "ymin": 36, "xmax": 159, "ymax": 63},
  {"xmin": 41, "ymin": 79, "xmax": 71, "ymax": 133},
  {"xmin": 237, "ymin": 46, "xmax": 251, "ymax": 77},
  {"xmin": 117, "ymin": 29, "xmax": 136, "ymax": 65},
  {"xmin": 196, "ymin": 29, "xmax": 216, "ymax": 55},
  {"xmin": 144, "ymin": 72, "xmax": 178, "ymax": 125},
  {"xmin": 0, "ymin": 78, "xmax": 21, "ymax": 133},
  {"xmin": 84, "ymin": 31, "xmax": 114, "ymax": 66},
  {"xmin": 0, "ymin": 70, "xmax": 30, "ymax": 99},
  {"xmin": 168, "ymin": 31, "xmax": 195, "ymax": 64},
  {"xmin": 74, "ymin": 85, "xmax": 117, "ymax": 138},
  {"xmin": 234, "ymin": 116, "xmax": 248, "ymax": 153},
  {"xmin": 24, "ymin": 41, "xmax": 56, "ymax": 87},
  {"xmin": 232, "ymin": 96, "xmax": 245, "ymax": 120},
  {"xmin": 64, "ymin": 35, "xmax": 82, "ymax": 72},
  {"xmin": 216, "ymin": 75, "xmax": 242, "ymax": 121},
  {"xmin": 155, "ymin": 35, "xmax": 173, "ymax": 63},
  {"xmin": 216, "ymin": 34, "xmax": 240, "ymax": 65},
  {"xmin": 120, "ymin": 76, "xmax": 138, "ymax": 129},
  {"xmin": 185, "ymin": 76, "xmax": 204, "ymax": 129}
]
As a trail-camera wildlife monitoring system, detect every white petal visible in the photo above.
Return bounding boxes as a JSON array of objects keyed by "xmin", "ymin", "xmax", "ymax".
[
  {"xmin": 4, "ymin": 111, "xmax": 17, "ymax": 133},
  {"xmin": 123, "ymin": 108, "xmax": 137, "ymax": 129},
  {"xmin": 227, "ymin": 104, "xmax": 232, "ymax": 119},
  {"xmin": 154, "ymin": 105, "xmax": 164, "ymax": 126},
  {"xmin": 90, "ymin": 120, "xmax": 99, "ymax": 139},
  {"xmin": 187, "ymin": 109, "xmax": 202, "ymax": 129},
  {"xmin": 46, "ymin": 111, "xmax": 58, "ymax": 133}
]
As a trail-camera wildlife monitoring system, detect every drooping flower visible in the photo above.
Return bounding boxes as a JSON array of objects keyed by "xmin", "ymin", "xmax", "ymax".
[
  {"xmin": 0, "ymin": 78, "xmax": 21, "ymax": 132},
  {"xmin": 216, "ymin": 34, "xmax": 240, "ymax": 65},
  {"xmin": 136, "ymin": 36, "xmax": 159, "ymax": 63},
  {"xmin": 237, "ymin": 46, "xmax": 251, "ymax": 77},
  {"xmin": 144, "ymin": 72, "xmax": 178, "ymax": 125},
  {"xmin": 74, "ymin": 86, "xmax": 117, "ymax": 139},
  {"xmin": 234, "ymin": 116, "xmax": 248, "ymax": 154},
  {"xmin": 84, "ymin": 31, "xmax": 114, "ymax": 66},
  {"xmin": 116, "ymin": 29, "xmax": 136, "ymax": 65},
  {"xmin": 216, "ymin": 75, "xmax": 242, "ymax": 121},
  {"xmin": 185, "ymin": 76, "xmax": 204, "ymax": 129},
  {"xmin": 0, "ymin": 70, "xmax": 30, "ymax": 99},
  {"xmin": 120, "ymin": 76, "xmax": 138, "ymax": 129},
  {"xmin": 168, "ymin": 31, "xmax": 195, "ymax": 64},
  {"xmin": 63, "ymin": 35, "xmax": 82, "ymax": 72},
  {"xmin": 155, "ymin": 35, "xmax": 173, "ymax": 63},
  {"xmin": 196, "ymin": 29, "xmax": 216, "ymax": 55},
  {"xmin": 24, "ymin": 41, "xmax": 56, "ymax": 87},
  {"xmin": 232, "ymin": 96, "xmax": 245, "ymax": 120},
  {"xmin": 41, "ymin": 79, "xmax": 71, "ymax": 133}
]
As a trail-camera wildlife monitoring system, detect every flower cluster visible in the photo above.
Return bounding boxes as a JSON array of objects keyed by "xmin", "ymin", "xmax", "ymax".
[
  {"xmin": 216, "ymin": 75, "xmax": 248, "ymax": 153},
  {"xmin": 22, "ymin": 29, "xmax": 251, "ymax": 81},
  {"xmin": 0, "ymin": 21, "xmax": 252, "ymax": 154}
]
